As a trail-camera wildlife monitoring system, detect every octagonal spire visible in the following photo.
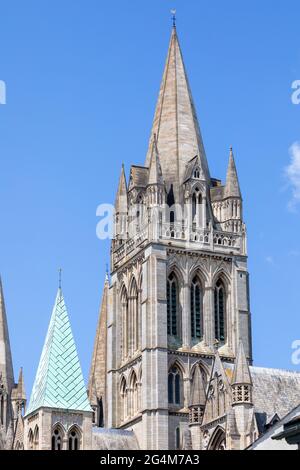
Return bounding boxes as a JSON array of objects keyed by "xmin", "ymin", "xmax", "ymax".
[
  {"xmin": 145, "ymin": 27, "xmax": 210, "ymax": 200},
  {"xmin": 26, "ymin": 288, "xmax": 92, "ymax": 416}
]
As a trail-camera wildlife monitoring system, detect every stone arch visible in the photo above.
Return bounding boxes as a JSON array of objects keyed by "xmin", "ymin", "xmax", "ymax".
[
  {"xmin": 189, "ymin": 265, "xmax": 209, "ymax": 286},
  {"xmin": 51, "ymin": 423, "xmax": 65, "ymax": 451},
  {"xmin": 189, "ymin": 272, "xmax": 204, "ymax": 342},
  {"xmin": 129, "ymin": 369, "xmax": 138, "ymax": 417},
  {"xmin": 67, "ymin": 424, "xmax": 82, "ymax": 450},
  {"xmin": 208, "ymin": 426, "xmax": 226, "ymax": 450},
  {"xmin": 33, "ymin": 424, "xmax": 39, "ymax": 450},
  {"xmin": 189, "ymin": 360, "xmax": 210, "ymax": 383},
  {"xmin": 119, "ymin": 375, "xmax": 128, "ymax": 423},
  {"xmin": 28, "ymin": 428, "xmax": 34, "ymax": 450},
  {"xmin": 120, "ymin": 284, "xmax": 129, "ymax": 360},
  {"xmin": 168, "ymin": 360, "xmax": 185, "ymax": 407},
  {"xmin": 168, "ymin": 357, "xmax": 187, "ymax": 379},
  {"xmin": 128, "ymin": 276, "xmax": 139, "ymax": 355},
  {"xmin": 167, "ymin": 262, "xmax": 184, "ymax": 285},
  {"xmin": 212, "ymin": 270, "xmax": 230, "ymax": 345},
  {"xmin": 119, "ymin": 373, "xmax": 127, "ymax": 391},
  {"xmin": 211, "ymin": 268, "xmax": 231, "ymax": 289},
  {"xmin": 166, "ymin": 269, "xmax": 182, "ymax": 340}
]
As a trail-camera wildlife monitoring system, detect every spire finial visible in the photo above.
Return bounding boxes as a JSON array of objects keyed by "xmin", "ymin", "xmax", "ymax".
[
  {"xmin": 105, "ymin": 263, "xmax": 109, "ymax": 281},
  {"xmin": 171, "ymin": 9, "xmax": 176, "ymax": 28},
  {"xmin": 58, "ymin": 268, "xmax": 62, "ymax": 290}
]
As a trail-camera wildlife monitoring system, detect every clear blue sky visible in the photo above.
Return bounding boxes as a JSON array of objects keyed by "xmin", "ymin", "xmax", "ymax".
[{"xmin": 0, "ymin": 0, "xmax": 300, "ymax": 394}]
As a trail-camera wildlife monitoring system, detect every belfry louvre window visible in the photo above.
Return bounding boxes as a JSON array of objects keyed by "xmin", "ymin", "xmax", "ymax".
[
  {"xmin": 214, "ymin": 280, "xmax": 226, "ymax": 342},
  {"xmin": 51, "ymin": 427, "xmax": 63, "ymax": 451},
  {"xmin": 68, "ymin": 428, "xmax": 80, "ymax": 450},
  {"xmin": 167, "ymin": 273, "xmax": 178, "ymax": 336},
  {"xmin": 191, "ymin": 276, "xmax": 202, "ymax": 340}
]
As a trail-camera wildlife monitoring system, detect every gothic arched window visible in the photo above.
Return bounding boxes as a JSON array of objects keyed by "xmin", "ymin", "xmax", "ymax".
[
  {"xmin": 68, "ymin": 427, "xmax": 80, "ymax": 450},
  {"xmin": 28, "ymin": 429, "xmax": 34, "ymax": 450},
  {"xmin": 208, "ymin": 428, "xmax": 226, "ymax": 450},
  {"xmin": 192, "ymin": 189, "xmax": 202, "ymax": 224},
  {"xmin": 167, "ymin": 273, "xmax": 179, "ymax": 336},
  {"xmin": 129, "ymin": 278, "xmax": 139, "ymax": 356},
  {"xmin": 194, "ymin": 168, "xmax": 200, "ymax": 179},
  {"xmin": 190, "ymin": 276, "xmax": 203, "ymax": 340},
  {"xmin": 120, "ymin": 377, "xmax": 127, "ymax": 423},
  {"xmin": 168, "ymin": 366, "xmax": 182, "ymax": 405},
  {"xmin": 121, "ymin": 287, "xmax": 128, "ymax": 360},
  {"xmin": 130, "ymin": 371, "xmax": 138, "ymax": 417},
  {"xmin": 51, "ymin": 426, "xmax": 63, "ymax": 451},
  {"xmin": 214, "ymin": 279, "xmax": 226, "ymax": 343},
  {"xmin": 33, "ymin": 425, "xmax": 39, "ymax": 450}
]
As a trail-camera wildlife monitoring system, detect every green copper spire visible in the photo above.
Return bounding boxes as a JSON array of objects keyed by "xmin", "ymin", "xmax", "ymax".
[{"xmin": 26, "ymin": 288, "xmax": 92, "ymax": 416}]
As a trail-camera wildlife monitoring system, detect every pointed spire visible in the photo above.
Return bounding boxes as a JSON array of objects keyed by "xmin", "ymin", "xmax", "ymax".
[
  {"xmin": 88, "ymin": 275, "xmax": 109, "ymax": 406},
  {"xmin": 115, "ymin": 164, "xmax": 128, "ymax": 213},
  {"xmin": 26, "ymin": 288, "xmax": 92, "ymax": 416},
  {"xmin": 16, "ymin": 367, "xmax": 26, "ymax": 401},
  {"xmin": 148, "ymin": 134, "xmax": 164, "ymax": 185},
  {"xmin": 0, "ymin": 277, "xmax": 14, "ymax": 393},
  {"xmin": 88, "ymin": 376, "xmax": 98, "ymax": 407},
  {"xmin": 145, "ymin": 27, "xmax": 210, "ymax": 199},
  {"xmin": 189, "ymin": 366, "xmax": 206, "ymax": 407},
  {"xmin": 224, "ymin": 147, "xmax": 241, "ymax": 199},
  {"xmin": 232, "ymin": 342, "xmax": 252, "ymax": 385}
]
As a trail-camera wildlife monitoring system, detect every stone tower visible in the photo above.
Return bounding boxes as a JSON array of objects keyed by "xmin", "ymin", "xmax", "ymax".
[
  {"xmin": 0, "ymin": 278, "xmax": 26, "ymax": 450},
  {"xmin": 24, "ymin": 288, "xmax": 93, "ymax": 450},
  {"xmin": 89, "ymin": 25, "xmax": 252, "ymax": 450}
]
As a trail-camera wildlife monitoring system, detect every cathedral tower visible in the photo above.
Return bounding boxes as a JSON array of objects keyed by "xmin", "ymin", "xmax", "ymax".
[{"xmin": 90, "ymin": 24, "xmax": 252, "ymax": 450}]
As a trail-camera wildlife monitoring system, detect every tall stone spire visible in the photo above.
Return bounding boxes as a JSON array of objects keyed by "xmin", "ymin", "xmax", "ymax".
[
  {"xmin": 224, "ymin": 147, "xmax": 241, "ymax": 199},
  {"xmin": 0, "ymin": 277, "xmax": 14, "ymax": 393},
  {"xmin": 88, "ymin": 274, "xmax": 109, "ymax": 426},
  {"xmin": 145, "ymin": 26, "xmax": 210, "ymax": 200}
]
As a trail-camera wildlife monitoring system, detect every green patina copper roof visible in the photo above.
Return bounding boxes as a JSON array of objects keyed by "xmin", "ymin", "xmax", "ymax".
[{"xmin": 26, "ymin": 289, "xmax": 92, "ymax": 416}]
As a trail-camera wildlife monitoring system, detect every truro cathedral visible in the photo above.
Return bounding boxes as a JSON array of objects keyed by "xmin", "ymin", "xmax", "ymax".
[{"xmin": 1, "ymin": 24, "xmax": 300, "ymax": 451}]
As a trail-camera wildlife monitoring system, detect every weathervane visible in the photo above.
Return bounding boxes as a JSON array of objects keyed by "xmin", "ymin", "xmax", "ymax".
[
  {"xmin": 58, "ymin": 268, "xmax": 62, "ymax": 290},
  {"xmin": 171, "ymin": 9, "xmax": 176, "ymax": 28}
]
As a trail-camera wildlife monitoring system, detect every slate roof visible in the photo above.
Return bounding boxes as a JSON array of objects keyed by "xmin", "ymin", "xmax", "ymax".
[
  {"xmin": 129, "ymin": 165, "xmax": 149, "ymax": 189},
  {"xmin": 92, "ymin": 428, "xmax": 139, "ymax": 450},
  {"xmin": 210, "ymin": 185, "xmax": 225, "ymax": 202},
  {"xmin": 250, "ymin": 367, "xmax": 300, "ymax": 432},
  {"xmin": 26, "ymin": 289, "xmax": 92, "ymax": 416}
]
